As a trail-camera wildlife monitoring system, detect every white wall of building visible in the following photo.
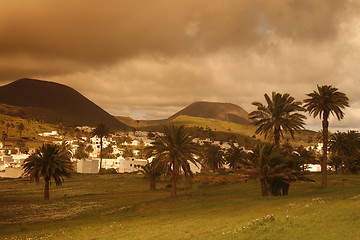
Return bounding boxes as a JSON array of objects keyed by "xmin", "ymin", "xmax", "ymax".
[
  {"xmin": 77, "ymin": 159, "xmax": 99, "ymax": 174},
  {"xmin": 118, "ymin": 157, "xmax": 148, "ymax": 173}
]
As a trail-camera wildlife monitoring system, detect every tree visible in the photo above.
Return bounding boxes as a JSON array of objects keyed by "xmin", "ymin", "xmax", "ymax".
[
  {"xmin": 202, "ymin": 144, "xmax": 225, "ymax": 172},
  {"xmin": 73, "ymin": 142, "xmax": 89, "ymax": 160},
  {"xmin": 304, "ymin": 85, "xmax": 349, "ymax": 187},
  {"xmin": 102, "ymin": 144, "xmax": 115, "ymax": 159},
  {"xmin": 241, "ymin": 143, "xmax": 283, "ymax": 196},
  {"xmin": 329, "ymin": 131, "xmax": 360, "ymax": 174},
  {"xmin": 16, "ymin": 139, "xmax": 26, "ymax": 153},
  {"xmin": 17, "ymin": 123, "xmax": 25, "ymax": 138},
  {"xmin": 145, "ymin": 125, "xmax": 201, "ymax": 197},
  {"xmin": 85, "ymin": 144, "xmax": 94, "ymax": 156},
  {"xmin": 22, "ymin": 143, "xmax": 73, "ymax": 200},
  {"xmin": 240, "ymin": 143, "xmax": 310, "ymax": 196},
  {"xmin": 5, "ymin": 122, "xmax": 10, "ymax": 134},
  {"xmin": 92, "ymin": 124, "xmax": 110, "ymax": 173},
  {"xmin": 294, "ymin": 145, "xmax": 316, "ymax": 170},
  {"xmin": 1, "ymin": 131, "xmax": 8, "ymax": 148},
  {"xmin": 225, "ymin": 146, "xmax": 247, "ymax": 169},
  {"xmin": 139, "ymin": 159, "xmax": 166, "ymax": 190},
  {"xmin": 330, "ymin": 155, "xmax": 344, "ymax": 174},
  {"xmin": 249, "ymin": 92, "xmax": 306, "ymax": 147},
  {"xmin": 122, "ymin": 147, "xmax": 134, "ymax": 158}
]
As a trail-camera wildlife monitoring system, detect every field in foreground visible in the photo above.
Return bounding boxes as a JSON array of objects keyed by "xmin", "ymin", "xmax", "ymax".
[{"xmin": 0, "ymin": 174, "xmax": 359, "ymax": 240}]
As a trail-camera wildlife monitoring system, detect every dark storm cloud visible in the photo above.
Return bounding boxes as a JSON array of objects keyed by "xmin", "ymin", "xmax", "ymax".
[
  {"xmin": 0, "ymin": 0, "xmax": 355, "ymax": 80},
  {"xmin": 1, "ymin": 0, "xmax": 359, "ymax": 131}
]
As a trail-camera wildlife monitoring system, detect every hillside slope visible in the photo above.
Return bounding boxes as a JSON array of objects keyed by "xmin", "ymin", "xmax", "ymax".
[
  {"xmin": 0, "ymin": 78, "xmax": 128, "ymax": 130},
  {"xmin": 168, "ymin": 101, "xmax": 250, "ymax": 124}
]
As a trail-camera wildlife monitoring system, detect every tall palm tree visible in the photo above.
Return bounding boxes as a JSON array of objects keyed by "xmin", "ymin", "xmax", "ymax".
[
  {"xmin": 92, "ymin": 123, "xmax": 110, "ymax": 173},
  {"xmin": 145, "ymin": 125, "xmax": 201, "ymax": 197},
  {"xmin": 249, "ymin": 92, "xmax": 306, "ymax": 147},
  {"xmin": 22, "ymin": 143, "xmax": 73, "ymax": 200},
  {"xmin": 304, "ymin": 85, "xmax": 349, "ymax": 188}
]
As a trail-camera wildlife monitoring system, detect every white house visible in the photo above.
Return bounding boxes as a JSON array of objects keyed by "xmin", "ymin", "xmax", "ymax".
[
  {"xmin": 38, "ymin": 131, "xmax": 59, "ymax": 137},
  {"xmin": 118, "ymin": 157, "xmax": 148, "ymax": 173}
]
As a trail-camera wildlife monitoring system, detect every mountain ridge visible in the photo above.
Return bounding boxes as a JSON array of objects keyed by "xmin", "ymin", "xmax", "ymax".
[
  {"xmin": 168, "ymin": 101, "xmax": 250, "ymax": 124},
  {"xmin": 0, "ymin": 78, "xmax": 128, "ymax": 130}
]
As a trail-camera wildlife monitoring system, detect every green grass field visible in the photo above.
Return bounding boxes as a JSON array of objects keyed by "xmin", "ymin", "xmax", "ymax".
[{"xmin": 0, "ymin": 173, "xmax": 359, "ymax": 240}]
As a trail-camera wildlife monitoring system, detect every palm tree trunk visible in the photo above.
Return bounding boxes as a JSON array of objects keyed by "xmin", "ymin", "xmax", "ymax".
[
  {"xmin": 322, "ymin": 117, "xmax": 329, "ymax": 188},
  {"xmin": 260, "ymin": 179, "xmax": 268, "ymax": 196},
  {"xmin": 171, "ymin": 161, "xmax": 178, "ymax": 198},
  {"xmin": 274, "ymin": 126, "xmax": 280, "ymax": 147},
  {"xmin": 150, "ymin": 177, "xmax": 156, "ymax": 190},
  {"xmin": 44, "ymin": 177, "xmax": 50, "ymax": 200},
  {"xmin": 99, "ymin": 137, "xmax": 103, "ymax": 173}
]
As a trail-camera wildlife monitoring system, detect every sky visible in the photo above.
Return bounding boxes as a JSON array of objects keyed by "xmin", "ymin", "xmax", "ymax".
[{"xmin": 1, "ymin": 0, "xmax": 360, "ymax": 131}]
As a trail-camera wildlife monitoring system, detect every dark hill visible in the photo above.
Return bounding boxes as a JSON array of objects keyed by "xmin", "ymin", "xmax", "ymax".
[
  {"xmin": 168, "ymin": 101, "xmax": 250, "ymax": 124},
  {"xmin": 0, "ymin": 78, "xmax": 128, "ymax": 130}
]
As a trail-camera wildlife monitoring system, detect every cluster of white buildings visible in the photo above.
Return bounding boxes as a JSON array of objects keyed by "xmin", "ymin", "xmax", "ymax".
[
  {"xmin": 0, "ymin": 128, "xmax": 325, "ymax": 178},
  {"xmin": 0, "ymin": 154, "xmax": 29, "ymax": 178},
  {"xmin": 0, "ymin": 130, "xmax": 159, "ymax": 177}
]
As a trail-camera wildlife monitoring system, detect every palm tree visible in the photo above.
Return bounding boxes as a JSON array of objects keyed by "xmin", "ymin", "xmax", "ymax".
[
  {"xmin": 294, "ymin": 145, "xmax": 316, "ymax": 170},
  {"xmin": 241, "ymin": 143, "xmax": 287, "ymax": 196},
  {"xmin": 16, "ymin": 139, "xmax": 26, "ymax": 153},
  {"xmin": 5, "ymin": 122, "xmax": 10, "ymax": 134},
  {"xmin": 329, "ymin": 132, "xmax": 347, "ymax": 155},
  {"xmin": 329, "ymin": 130, "xmax": 360, "ymax": 174},
  {"xmin": 17, "ymin": 123, "xmax": 25, "ymax": 138},
  {"xmin": 1, "ymin": 131, "xmax": 8, "ymax": 149},
  {"xmin": 73, "ymin": 142, "xmax": 89, "ymax": 160},
  {"xmin": 304, "ymin": 85, "xmax": 349, "ymax": 187},
  {"xmin": 22, "ymin": 143, "xmax": 73, "ymax": 200},
  {"xmin": 249, "ymin": 92, "xmax": 306, "ymax": 147},
  {"xmin": 241, "ymin": 143, "xmax": 310, "ymax": 196},
  {"xmin": 145, "ymin": 125, "xmax": 201, "ymax": 197},
  {"xmin": 225, "ymin": 146, "xmax": 247, "ymax": 169},
  {"xmin": 85, "ymin": 144, "xmax": 94, "ymax": 156},
  {"xmin": 92, "ymin": 124, "xmax": 110, "ymax": 173},
  {"xmin": 139, "ymin": 159, "xmax": 166, "ymax": 190},
  {"xmin": 202, "ymin": 144, "xmax": 225, "ymax": 172}
]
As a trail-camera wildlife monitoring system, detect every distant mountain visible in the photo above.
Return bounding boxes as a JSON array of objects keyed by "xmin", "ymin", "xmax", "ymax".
[
  {"xmin": 168, "ymin": 101, "xmax": 250, "ymax": 125},
  {"xmin": 115, "ymin": 116, "xmax": 167, "ymax": 127},
  {"xmin": 0, "ymin": 78, "xmax": 128, "ymax": 130}
]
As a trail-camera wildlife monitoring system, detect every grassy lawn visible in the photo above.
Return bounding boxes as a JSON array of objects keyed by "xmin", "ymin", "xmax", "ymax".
[{"xmin": 0, "ymin": 174, "xmax": 359, "ymax": 240}]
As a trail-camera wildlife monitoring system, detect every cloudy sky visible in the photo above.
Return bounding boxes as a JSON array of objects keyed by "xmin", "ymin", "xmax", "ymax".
[{"xmin": 1, "ymin": 0, "xmax": 360, "ymax": 131}]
